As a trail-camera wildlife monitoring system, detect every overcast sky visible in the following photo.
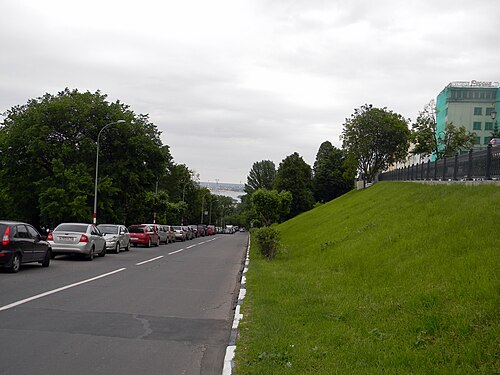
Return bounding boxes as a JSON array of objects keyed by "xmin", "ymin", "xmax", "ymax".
[{"xmin": 1, "ymin": 0, "xmax": 498, "ymax": 183}]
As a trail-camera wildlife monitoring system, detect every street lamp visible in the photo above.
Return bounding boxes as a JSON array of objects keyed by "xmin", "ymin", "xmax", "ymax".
[
  {"xmin": 491, "ymin": 109, "xmax": 499, "ymax": 138},
  {"xmin": 93, "ymin": 120, "xmax": 126, "ymax": 225}
]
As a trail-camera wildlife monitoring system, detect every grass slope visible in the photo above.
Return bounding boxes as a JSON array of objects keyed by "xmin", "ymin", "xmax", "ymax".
[{"xmin": 235, "ymin": 182, "xmax": 499, "ymax": 374}]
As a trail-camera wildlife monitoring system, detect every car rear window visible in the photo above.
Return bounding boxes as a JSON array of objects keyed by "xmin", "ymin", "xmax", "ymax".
[
  {"xmin": 173, "ymin": 226, "xmax": 182, "ymax": 230},
  {"xmin": 98, "ymin": 225, "xmax": 118, "ymax": 234},
  {"xmin": 0, "ymin": 224, "xmax": 7, "ymax": 237},
  {"xmin": 128, "ymin": 226, "xmax": 145, "ymax": 233},
  {"xmin": 55, "ymin": 224, "xmax": 88, "ymax": 232}
]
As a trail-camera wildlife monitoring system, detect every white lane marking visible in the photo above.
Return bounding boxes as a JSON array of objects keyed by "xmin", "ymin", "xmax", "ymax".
[
  {"xmin": 135, "ymin": 256, "xmax": 164, "ymax": 266},
  {"xmin": 0, "ymin": 268, "xmax": 127, "ymax": 312},
  {"xmin": 186, "ymin": 245, "xmax": 196, "ymax": 249},
  {"xmin": 168, "ymin": 248, "xmax": 184, "ymax": 255},
  {"xmin": 198, "ymin": 241, "xmax": 206, "ymax": 245}
]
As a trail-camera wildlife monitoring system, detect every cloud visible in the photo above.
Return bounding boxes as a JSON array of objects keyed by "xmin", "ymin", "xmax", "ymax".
[{"xmin": 1, "ymin": 0, "xmax": 499, "ymax": 183}]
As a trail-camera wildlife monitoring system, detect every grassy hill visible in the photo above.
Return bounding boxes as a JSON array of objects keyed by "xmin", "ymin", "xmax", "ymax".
[{"xmin": 235, "ymin": 182, "xmax": 499, "ymax": 374}]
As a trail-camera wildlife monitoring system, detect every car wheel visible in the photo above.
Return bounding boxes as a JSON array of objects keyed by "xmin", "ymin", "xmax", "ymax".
[
  {"xmin": 100, "ymin": 245, "xmax": 106, "ymax": 257},
  {"xmin": 9, "ymin": 253, "xmax": 21, "ymax": 273},
  {"xmin": 41, "ymin": 249, "xmax": 51, "ymax": 267},
  {"xmin": 147, "ymin": 238, "xmax": 152, "ymax": 248},
  {"xmin": 86, "ymin": 247, "xmax": 94, "ymax": 261},
  {"xmin": 115, "ymin": 243, "xmax": 120, "ymax": 254},
  {"xmin": 125, "ymin": 241, "xmax": 131, "ymax": 251},
  {"xmin": 156, "ymin": 238, "xmax": 160, "ymax": 247}
]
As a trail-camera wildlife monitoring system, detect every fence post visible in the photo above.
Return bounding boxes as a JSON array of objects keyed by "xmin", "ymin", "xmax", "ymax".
[
  {"xmin": 453, "ymin": 152, "xmax": 459, "ymax": 180},
  {"xmin": 486, "ymin": 144, "xmax": 492, "ymax": 180},
  {"xmin": 433, "ymin": 159, "xmax": 438, "ymax": 180},
  {"xmin": 466, "ymin": 149, "xmax": 473, "ymax": 180},
  {"xmin": 426, "ymin": 160, "xmax": 430, "ymax": 180},
  {"xmin": 442, "ymin": 156, "xmax": 447, "ymax": 180}
]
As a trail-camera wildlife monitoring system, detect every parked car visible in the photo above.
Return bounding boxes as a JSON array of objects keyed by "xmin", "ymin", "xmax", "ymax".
[
  {"xmin": 188, "ymin": 225, "xmax": 199, "ymax": 238},
  {"xmin": 197, "ymin": 225, "xmax": 206, "ymax": 237},
  {"xmin": 172, "ymin": 226, "xmax": 187, "ymax": 241},
  {"xmin": 97, "ymin": 224, "xmax": 131, "ymax": 253},
  {"xmin": 206, "ymin": 225, "xmax": 215, "ymax": 235},
  {"xmin": 183, "ymin": 226, "xmax": 194, "ymax": 240},
  {"xmin": 0, "ymin": 221, "xmax": 51, "ymax": 273},
  {"xmin": 48, "ymin": 223, "xmax": 106, "ymax": 260},
  {"xmin": 164, "ymin": 225, "xmax": 176, "ymax": 243},
  {"xmin": 154, "ymin": 224, "xmax": 171, "ymax": 244},
  {"xmin": 128, "ymin": 224, "xmax": 160, "ymax": 247}
]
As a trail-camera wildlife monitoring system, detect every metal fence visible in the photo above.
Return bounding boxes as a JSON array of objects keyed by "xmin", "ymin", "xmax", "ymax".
[{"xmin": 379, "ymin": 145, "xmax": 500, "ymax": 181}]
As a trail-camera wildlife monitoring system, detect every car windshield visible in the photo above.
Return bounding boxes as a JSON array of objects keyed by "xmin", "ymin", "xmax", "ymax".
[
  {"xmin": 173, "ymin": 226, "xmax": 182, "ymax": 230},
  {"xmin": 98, "ymin": 225, "xmax": 118, "ymax": 234},
  {"xmin": 55, "ymin": 224, "xmax": 88, "ymax": 233},
  {"xmin": 128, "ymin": 226, "xmax": 145, "ymax": 233}
]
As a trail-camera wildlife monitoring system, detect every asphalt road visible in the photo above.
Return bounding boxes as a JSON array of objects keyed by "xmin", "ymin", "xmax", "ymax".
[{"xmin": 0, "ymin": 232, "xmax": 248, "ymax": 375}]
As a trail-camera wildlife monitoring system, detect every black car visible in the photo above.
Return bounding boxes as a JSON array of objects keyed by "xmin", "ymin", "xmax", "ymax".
[{"xmin": 0, "ymin": 221, "xmax": 51, "ymax": 273}]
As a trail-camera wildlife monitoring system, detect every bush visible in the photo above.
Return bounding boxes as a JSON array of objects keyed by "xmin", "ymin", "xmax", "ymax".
[{"xmin": 253, "ymin": 226, "xmax": 281, "ymax": 260}]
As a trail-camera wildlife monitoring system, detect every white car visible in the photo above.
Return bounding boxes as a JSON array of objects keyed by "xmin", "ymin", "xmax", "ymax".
[
  {"xmin": 97, "ymin": 224, "xmax": 131, "ymax": 253},
  {"xmin": 48, "ymin": 223, "xmax": 106, "ymax": 260}
]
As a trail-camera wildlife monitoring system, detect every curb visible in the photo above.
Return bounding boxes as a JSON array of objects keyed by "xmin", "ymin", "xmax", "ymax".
[{"xmin": 222, "ymin": 236, "xmax": 250, "ymax": 375}]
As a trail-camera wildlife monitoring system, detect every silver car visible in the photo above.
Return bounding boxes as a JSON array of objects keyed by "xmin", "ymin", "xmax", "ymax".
[
  {"xmin": 97, "ymin": 224, "xmax": 131, "ymax": 253},
  {"xmin": 48, "ymin": 223, "xmax": 106, "ymax": 260}
]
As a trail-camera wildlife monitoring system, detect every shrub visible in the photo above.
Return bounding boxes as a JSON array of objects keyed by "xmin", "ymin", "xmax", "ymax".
[{"xmin": 253, "ymin": 226, "xmax": 281, "ymax": 260}]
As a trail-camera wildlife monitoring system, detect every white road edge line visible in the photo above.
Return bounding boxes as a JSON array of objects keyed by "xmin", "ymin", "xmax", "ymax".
[
  {"xmin": 223, "ymin": 236, "xmax": 250, "ymax": 375},
  {"xmin": 135, "ymin": 256, "xmax": 164, "ymax": 265},
  {"xmin": 0, "ymin": 268, "xmax": 127, "ymax": 312}
]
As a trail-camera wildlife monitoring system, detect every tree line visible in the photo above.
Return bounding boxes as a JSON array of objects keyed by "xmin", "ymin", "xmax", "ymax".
[
  {"xmin": 0, "ymin": 88, "xmax": 238, "ymax": 230},
  {"xmin": 243, "ymin": 101, "xmax": 479, "ymax": 227},
  {"xmin": 1, "ymin": 89, "xmax": 479, "ymax": 231}
]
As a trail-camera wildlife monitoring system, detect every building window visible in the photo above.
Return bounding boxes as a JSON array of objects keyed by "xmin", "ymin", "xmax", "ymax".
[
  {"xmin": 473, "ymin": 122, "xmax": 482, "ymax": 130},
  {"xmin": 474, "ymin": 107, "xmax": 482, "ymax": 115},
  {"xmin": 485, "ymin": 122, "xmax": 493, "ymax": 130},
  {"xmin": 486, "ymin": 107, "xmax": 494, "ymax": 116},
  {"xmin": 474, "ymin": 137, "xmax": 481, "ymax": 145},
  {"xmin": 484, "ymin": 137, "xmax": 492, "ymax": 145}
]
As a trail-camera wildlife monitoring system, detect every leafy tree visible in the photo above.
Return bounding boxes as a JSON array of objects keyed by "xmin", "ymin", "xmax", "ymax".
[
  {"xmin": 411, "ymin": 100, "xmax": 476, "ymax": 159},
  {"xmin": 313, "ymin": 141, "xmax": 353, "ymax": 202},
  {"xmin": 244, "ymin": 160, "xmax": 276, "ymax": 195},
  {"xmin": 341, "ymin": 104, "xmax": 410, "ymax": 186},
  {"xmin": 0, "ymin": 88, "xmax": 170, "ymax": 228},
  {"xmin": 274, "ymin": 152, "xmax": 315, "ymax": 218},
  {"xmin": 251, "ymin": 188, "xmax": 291, "ymax": 226},
  {"xmin": 436, "ymin": 123, "xmax": 476, "ymax": 158}
]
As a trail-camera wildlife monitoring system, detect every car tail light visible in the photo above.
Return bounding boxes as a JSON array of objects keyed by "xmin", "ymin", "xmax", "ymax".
[
  {"xmin": 47, "ymin": 232, "xmax": 54, "ymax": 241},
  {"xmin": 2, "ymin": 226, "xmax": 11, "ymax": 246},
  {"xmin": 79, "ymin": 234, "xmax": 89, "ymax": 242}
]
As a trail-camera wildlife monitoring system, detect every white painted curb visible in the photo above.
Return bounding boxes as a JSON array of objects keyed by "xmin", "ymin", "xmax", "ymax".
[{"xmin": 222, "ymin": 236, "xmax": 250, "ymax": 375}]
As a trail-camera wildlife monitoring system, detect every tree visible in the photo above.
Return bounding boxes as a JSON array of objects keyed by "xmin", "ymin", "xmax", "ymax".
[
  {"xmin": 244, "ymin": 160, "xmax": 276, "ymax": 195},
  {"xmin": 341, "ymin": 104, "xmax": 410, "ymax": 186},
  {"xmin": 313, "ymin": 141, "xmax": 354, "ymax": 202},
  {"xmin": 411, "ymin": 100, "xmax": 476, "ymax": 159},
  {"xmin": 0, "ymin": 88, "xmax": 171, "ymax": 228},
  {"xmin": 251, "ymin": 189, "xmax": 291, "ymax": 226},
  {"xmin": 274, "ymin": 152, "xmax": 314, "ymax": 218}
]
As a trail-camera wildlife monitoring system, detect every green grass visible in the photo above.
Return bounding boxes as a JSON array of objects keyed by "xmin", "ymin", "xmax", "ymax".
[{"xmin": 235, "ymin": 182, "xmax": 500, "ymax": 374}]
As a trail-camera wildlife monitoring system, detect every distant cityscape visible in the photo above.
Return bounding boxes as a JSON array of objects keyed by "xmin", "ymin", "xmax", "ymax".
[{"xmin": 200, "ymin": 181, "xmax": 245, "ymax": 201}]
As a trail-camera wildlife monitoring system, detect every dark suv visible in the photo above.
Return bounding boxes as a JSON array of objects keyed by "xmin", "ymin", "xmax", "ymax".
[{"xmin": 0, "ymin": 221, "xmax": 51, "ymax": 273}]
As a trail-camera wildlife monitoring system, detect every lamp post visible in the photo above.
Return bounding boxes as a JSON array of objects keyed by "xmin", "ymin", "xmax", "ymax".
[
  {"xmin": 93, "ymin": 120, "xmax": 126, "ymax": 225},
  {"xmin": 491, "ymin": 109, "xmax": 499, "ymax": 138}
]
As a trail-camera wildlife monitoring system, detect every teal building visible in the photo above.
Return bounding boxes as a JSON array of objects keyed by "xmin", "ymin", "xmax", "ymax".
[{"xmin": 436, "ymin": 80, "xmax": 499, "ymax": 155}]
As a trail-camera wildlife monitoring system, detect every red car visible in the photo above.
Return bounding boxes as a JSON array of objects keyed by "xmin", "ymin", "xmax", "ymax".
[{"xmin": 128, "ymin": 224, "xmax": 159, "ymax": 247}]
